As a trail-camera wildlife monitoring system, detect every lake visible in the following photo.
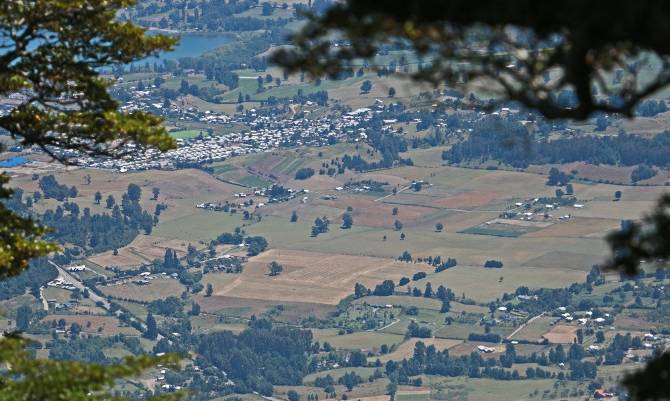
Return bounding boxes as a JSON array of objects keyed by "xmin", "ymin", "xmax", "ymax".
[
  {"xmin": 137, "ymin": 32, "xmax": 232, "ymax": 64},
  {"xmin": 0, "ymin": 156, "xmax": 30, "ymax": 168}
]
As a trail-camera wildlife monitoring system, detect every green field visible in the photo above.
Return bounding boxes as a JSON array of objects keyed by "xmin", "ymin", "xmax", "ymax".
[
  {"xmin": 211, "ymin": 164, "xmax": 239, "ymax": 175},
  {"xmin": 421, "ymin": 376, "xmax": 577, "ymax": 401},
  {"xmin": 169, "ymin": 129, "xmax": 205, "ymax": 139},
  {"xmin": 312, "ymin": 329, "xmax": 405, "ymax": 351},
  {"xmin": 153, "ymin": 209, "xmax": 250, "ymax": 242},
  {"xmin": 238, "ymin": 175, "xmax": 274, "ymax": 188}
]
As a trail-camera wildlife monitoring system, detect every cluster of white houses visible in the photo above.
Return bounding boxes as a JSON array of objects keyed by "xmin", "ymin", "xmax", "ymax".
[{"xmin": 71, "ymin": 108, "xmax": 383, "ymax": 172}]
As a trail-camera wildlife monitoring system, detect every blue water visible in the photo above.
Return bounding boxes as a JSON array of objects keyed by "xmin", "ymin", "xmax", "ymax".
[
  {"xmin": 0, "ymin": 156, "xmax": 29, "ymax": 168},
  {"xmin": 136, "ymin": 32, "xmax": 232, "ymax": 64}
]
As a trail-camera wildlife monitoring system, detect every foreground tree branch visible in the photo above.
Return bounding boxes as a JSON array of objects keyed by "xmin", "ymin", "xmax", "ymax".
[
  {"xmin": 0, "ymin": 0, "xmax": 178, "ymax": 276},
  {"xmin": 272, "ymin": 0, "xmax": 670, "ymax": 120}
]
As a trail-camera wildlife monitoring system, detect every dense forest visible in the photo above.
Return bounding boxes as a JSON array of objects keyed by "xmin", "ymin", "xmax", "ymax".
[
  {"xmin": 196, "ymin": 320, "xmax": 314, "ymax": 395},
  {"xmin": 0, "ymin": 258, "xmax": 57, "ymax": 300}
]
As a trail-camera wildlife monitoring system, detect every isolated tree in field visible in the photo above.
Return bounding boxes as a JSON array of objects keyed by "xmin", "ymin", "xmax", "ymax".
[
  {"xmin": 206, "ymin": 283, "xmax": 214, "ymax": 297},
  {"xmin": 440, "ymin": 298, "xmax": 451, "ymax": 313},
  {"xmin": 290, "ymin": 210, "xmax": 299, "ymax": 222},
  {"xmin": 106, "ymin": 194, "xmax": 116, "ymax": 209},
  {"xmin": 360, "ymin": 80, "xmax": 372, "ymax": 94},
  {"xmin": 424, "ymin": 282, "xmax": 433, "ymax": 298},
  {"xmin": 152, "ymin": 187, "xmax": 160, "ymax": 200},
  {"xmin": 394, "ymin": 220, "xmax": 403, "ymax": 231},
  {"xmin": 342, "ymin": 213, "xmax": 354, "ymax": 229},
  {"xmin": 398, "ymin": 250, "xmax": 412, "ymax": 262},
  {"xmin": 388, "ymin": 87, "xmax": 396, "ymax": 98},
  {"xmin": 94, "ymin": 191, "xmax": 102, "ymax": 205},
  {"xmin": 69, "ymin": 322, "xmax": 82, "ymax": 339},
  {"xmin": 387, "ymin": 381, "xmax": 398, "ymax": 401},
  {"xmin": 144, "ymin": 312, "xmax": 158, "ymax": 340},
  {"xmin": 615, "ymin": 190, "xmax": 622, "ymax": 201},
  {"xmin": 435, "ymin": 222, "xmax": 444, "ymax": 232},
  {"xmin": 127, "ymin": 183, "xmax": 142, "ymax": 202},
  {"xmin": 392, "ymin": 207, "xmax": 398, "ymax": 216},
  {"xmin": 400, "ymin": 232, "xmax": 406, "ymax": 240},
  {"xmin": 268, "ymin": 261, "xmax": 284, "ymax": 276},
  {"xmin": 311, "ymin": 216, "xmax": 330, "ymax": 236},
  {"xmin": 354, "ymin": 283, "xmax": 368, "ymax": 298},
  {"xmin": 190, "ymin": 302, "xmax": 201, "ymax": 316}
]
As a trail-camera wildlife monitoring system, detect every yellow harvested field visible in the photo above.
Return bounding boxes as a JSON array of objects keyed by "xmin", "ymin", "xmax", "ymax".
[
  {"xmin": 214, "ymin": 249, "xmax": 434, "ymax": 305},
  {"xmin": 542, "ymin": 324, "xmax": 578, "ymax": 344}
]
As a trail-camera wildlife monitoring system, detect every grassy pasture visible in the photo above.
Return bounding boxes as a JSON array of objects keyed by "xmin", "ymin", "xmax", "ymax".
[
  {"xmin": 422, "ymin": 376, "xmax": 562, "ymax": 401},
  {"xmin": 510, "ymin": 316, "xmax": 559, "ymax": 342},
  {"xmin": 196, "ymin": 295, "xmax": 335, "ymax": 324},
  {"xmin": 459, "ymin": 225, "xmax": 527, "ymax": 238},
  {"xmin": 237, "ymin": 175, "xmax": 274, "ymax": 188},
  {"xmin": 312, "ymin": 329, "xmax": 405, "ymax": 351},
  {"xmin": 521, "ymin": 251, "xmax": 603, "ymax": 271},
  {"xmin": 152, "ymin": 209, "xmax": 248, "ymax": 242},
  {"xmin": 99, "ymin": 277, "xmax": 186, "ymax": 302},
  {"xmin": 169, "ymin": 129, "xmax": 204, "ymax": 139}
]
